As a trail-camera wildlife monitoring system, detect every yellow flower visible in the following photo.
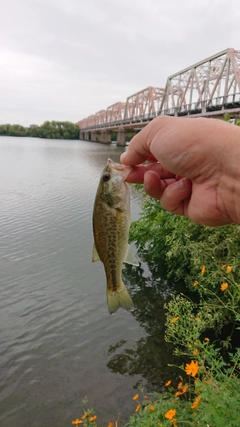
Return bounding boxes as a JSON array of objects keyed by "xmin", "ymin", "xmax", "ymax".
[
  {"xmin": 220, "ymin": 282, "xmax": 228, "ymax": 291},
  {"xmin": 165, "ymin": 380, "xmax": 171, "ymax": 386},
  {"xmin": 185, "ymin": 360, "xmax": 199, "ymax": 377},
  {"xmin": 170, "ymin": 316, "xmax": 179, "ymax": 324},
  {"xmin": 201, "ymin": 265, "xmax": 206, "ymax": 275},
  {"xmin": 165, "ymin": 409, "xmax": 177, "ymax": 420},
  {"xmin": 107, "ymin": 423, "xmax": 114, "ymax": 427},
  {"xmin": 135, "ymin": 404, "xmax": 141, "ymax": 412},
  {"xmin": 89, "ymin": 415, "xmax": 97, "ymax": 422},
  {"xmin": 192, "ymin": 280, "xmax": 198, "ymax": 287},
  {"xmin": 72, "ymin": 420, "xmax": 83, "ymax": 425},
  {"xmin": 226, "ymin": 265, "xmax": 232, "ymax": 273},
  {"xmin": 195, "ymin": 317, "xmax": 200, "ymax": 321},
  {"xmin": 149, "ymin": 405, "xmax": 154, "ymax": 411},
  {"xmin": 132, "ymin": 393, "xmax": 139, "ymax": 400},
  {"xmin": 191, "ymin": 396, "xmax": 201, "ymax": 409}
]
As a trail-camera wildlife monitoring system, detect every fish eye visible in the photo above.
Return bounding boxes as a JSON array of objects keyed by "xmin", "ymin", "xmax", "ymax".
[{"xmin": 102, "ymin": 172, "xmax": 111, "ymax": 182}]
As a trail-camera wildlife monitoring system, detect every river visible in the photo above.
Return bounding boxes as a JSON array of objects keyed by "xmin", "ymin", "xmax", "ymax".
[{"xmin": 0, "ymin": 136, "xmax": 179, "ymax": 426}]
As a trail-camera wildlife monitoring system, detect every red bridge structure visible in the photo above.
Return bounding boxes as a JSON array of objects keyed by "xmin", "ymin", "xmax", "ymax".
[{"xmin": 77, "ymin": 48, "xmax": 240, "ymax": 145}]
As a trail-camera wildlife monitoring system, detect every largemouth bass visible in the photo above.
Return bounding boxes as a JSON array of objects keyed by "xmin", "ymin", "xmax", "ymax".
[{"xmin": 92, "ymin": 158, "xmax": 139, "ymax": 314}]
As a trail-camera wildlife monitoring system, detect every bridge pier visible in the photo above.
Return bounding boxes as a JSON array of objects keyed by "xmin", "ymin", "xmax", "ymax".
[
  {"xmin": 117, "ymin": 127, "xmax": 126, "ymax": 146},
  {"xmin": 81, "ymin": 132, "xmax": 89, "ymax": 141},
  {"xmin": 99, "ymin": 130, "xmax": 111, "ymax": 144},
  {"xmin": 91, "ymin": 131, "xmax": 98, "ymax": 142}
]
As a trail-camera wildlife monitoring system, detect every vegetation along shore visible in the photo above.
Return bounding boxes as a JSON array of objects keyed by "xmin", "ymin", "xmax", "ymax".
[
  {"xmin": 0, "ymin": 121, "xmax": 80, "ymax": 139},
  {"xmin": 72, "ymin": 116, "xmax": 240, "ymax": 426}
]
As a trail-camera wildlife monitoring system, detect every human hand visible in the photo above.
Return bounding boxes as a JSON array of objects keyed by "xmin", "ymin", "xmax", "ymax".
[{"xmin": 121, "ymin": 116, "xmax": 240, "ymax": 226}]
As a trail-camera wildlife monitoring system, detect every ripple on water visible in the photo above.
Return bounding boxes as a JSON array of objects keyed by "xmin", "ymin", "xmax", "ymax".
[{"xmin": 0, "ymin": 138, "xmax": 152, "ymax": 427}]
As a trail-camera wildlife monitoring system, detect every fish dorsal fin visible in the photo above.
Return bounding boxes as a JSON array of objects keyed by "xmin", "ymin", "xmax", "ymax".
[
  {"xmin": 92, "ymin": 243, "xmax": 100, "ymax": 262},
  {"xmin": 124, "ymin": 244, "xmax": 139, "ymax": 266}
]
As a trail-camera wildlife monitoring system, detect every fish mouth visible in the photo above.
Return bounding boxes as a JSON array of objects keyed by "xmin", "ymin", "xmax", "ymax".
[{"xmin": 107, "ymin": 158, "xmax": 132, "ymax": 180}]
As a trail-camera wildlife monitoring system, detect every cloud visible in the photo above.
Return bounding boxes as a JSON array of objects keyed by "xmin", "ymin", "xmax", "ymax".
[{"xmin": 0, "ymin": 0, "xmax": 239, "ymax": 125}]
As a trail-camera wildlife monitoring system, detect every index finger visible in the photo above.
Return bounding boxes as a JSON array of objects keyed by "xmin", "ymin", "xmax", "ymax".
[{"xmin": 125, "ymin": 162, "xmax": 176, "ymax": 184}]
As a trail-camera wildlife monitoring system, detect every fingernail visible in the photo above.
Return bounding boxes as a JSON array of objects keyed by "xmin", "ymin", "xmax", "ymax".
[
  {"xmin": 120, "ymin": 152, "xmax": 126, "ymax": 162},
  {"xmin": 177, "ymin": 178, "xmax": 186, "ymax": 190}
]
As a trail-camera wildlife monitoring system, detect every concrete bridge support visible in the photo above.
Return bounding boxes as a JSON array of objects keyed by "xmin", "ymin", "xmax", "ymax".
[
  {"xmin": 117, "ymin": 127, "xmax": 126, "ymax": 146},
  {"xmin": 91, "ymin": 131, "xmax": 98, "ymax": 142},
  {"xmin": 82, "ymin": 132, "xmax": 89, "ymax": 141},
  {"xmin": 100, "ymin": 130, "xmax": 111, "ymax": 144}
]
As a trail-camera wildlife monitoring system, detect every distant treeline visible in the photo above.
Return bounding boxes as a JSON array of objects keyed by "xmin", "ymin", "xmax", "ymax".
[{"xmin": 0, "ymin": 121, "xmax": 80, "ymax": 140}]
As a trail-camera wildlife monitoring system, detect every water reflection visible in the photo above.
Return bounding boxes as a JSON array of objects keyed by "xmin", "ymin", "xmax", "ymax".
[{"xmin": 107, "ymin": 259, "xmax": 185, "ymax": 391}]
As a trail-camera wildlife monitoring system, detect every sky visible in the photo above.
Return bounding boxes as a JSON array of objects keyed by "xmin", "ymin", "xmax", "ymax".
[{"xmin": 0, "ymin": 0, "xmax": 240, "ymax": 126}]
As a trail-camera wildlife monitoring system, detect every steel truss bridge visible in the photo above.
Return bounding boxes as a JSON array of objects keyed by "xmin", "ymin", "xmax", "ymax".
[{"xmin": 78, "ymin": 48, "xmax": 240, "ymax": 144}]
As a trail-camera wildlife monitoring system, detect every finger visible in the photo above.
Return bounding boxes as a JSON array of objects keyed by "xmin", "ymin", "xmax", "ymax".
[
  {"xmin": 121, "ymin": 123, "xmax": 156, "ymax": 165},
  {"xmin": 121, "ymin": 116, "xmax": 174, "ymax": 166},
  {"xmin": 125, "ymin": 164, "xmax": 176, "ymax": 184},
  {"xmin": 143, "ymin": 170, "xmax": 167, "ymax": 199},
  {"xmin": 160, "ymin": 178, "xmax": 192, "ymax": 216}
]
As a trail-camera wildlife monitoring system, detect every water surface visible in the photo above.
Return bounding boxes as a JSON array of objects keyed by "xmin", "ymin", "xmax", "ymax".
[{"xmin": 0, "ymin": 137, "xmax": 178, "ymax": 426}]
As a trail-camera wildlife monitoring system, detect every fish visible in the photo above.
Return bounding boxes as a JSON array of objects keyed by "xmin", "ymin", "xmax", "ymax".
[{"xmin": 92, "ymin": 158, "xmax": 139, "ymax": 314}]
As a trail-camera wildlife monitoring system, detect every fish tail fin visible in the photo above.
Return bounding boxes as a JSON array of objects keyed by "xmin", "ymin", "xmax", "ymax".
[{"xmin": 107, "ymin": 282, "xmax": 134, "ymax": 315}]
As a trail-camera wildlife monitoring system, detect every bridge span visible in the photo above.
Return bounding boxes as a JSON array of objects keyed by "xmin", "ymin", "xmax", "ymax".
[{"xmin": 78, "ymin": 48, "xmax": 240, "ymax": 145}]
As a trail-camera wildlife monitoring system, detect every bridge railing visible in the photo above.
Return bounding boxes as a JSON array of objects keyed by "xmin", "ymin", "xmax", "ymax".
[{"xmin": 80, "ymin": 92, "xmax": 240, "ymax": 131}]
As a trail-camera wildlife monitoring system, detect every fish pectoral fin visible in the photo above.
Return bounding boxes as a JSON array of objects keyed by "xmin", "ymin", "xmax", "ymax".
[
  {"xmin": 107, "ymin": 283, "xmax": 134, "ymax": 315},
  {"xmin": 124, "ymin": 244, "xmax": 139, "ymax": 266},
  {"xmin": 92, "ymin": 243, "xmax": 100, "ymax": 262}
]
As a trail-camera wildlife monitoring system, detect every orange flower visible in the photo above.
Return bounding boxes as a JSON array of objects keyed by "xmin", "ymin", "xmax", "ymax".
[
  {"xmin": 177, "ymin": 381, "xmax": 183, "ymax": 389},
  {"xmin": 89, "ymin": 415, "xmax": 97, "ymax": 422},
  {"xmin": 72, "ymin": 420, "xmax": 83, "ymax": 425},
  {"xmin": 204, "ymin": 337, "xmax": 209, "ymax": 341},
  {"xmin": 193, "ymin": 348, "xmax": 199, "ymax": 355},
  {"xmin": 192, "ymin": 280, "xmax": 198, "ymax": 287},
  {"xmin": 175, "ymin": 385, "xmax": 188, "ymax": 396},
  {"xmin": 165, "ymin": 409, "xmax": 176, "ymax": 420},
  {"xmin": 185, "ymin": 360, "xmax": 199, "ymax": 377},
  {"xmin": 82, "ymin": 413, "xmax": 88, "ymax": 420},
  {"xmin": 220, "ymin": 282, "xmax": 228, "ymax": 291},
  {"xmin": 201, "ymin": 265, "xmax": 206, "ymax": 275},
  {"xmin": 221, "ymin": 264, "xmax": 227, "ymax": 269},
  {"xmin": 191, "ymin": 396, "xmax": 201, "ymax": 409},
  {"xmin": 135, "ymin": 404, "xmax": 141, "ymax": 412},
  {"xmin": 170, "ymin": 316, "xmax": 179, "ymax": 324},
  {"xmin": 226, "ymin": 265, "xmax": 232, "ymax": 273},
  {"xmin": 149, "ymin": 405, "xmax": 154, "ymax": 411},
  {"xmin": 107, "ymin": 423, "xmax": 114, "ymax": 427},
  {"xmin": 132, "ymin": 393, "xmax": 139, "ymax": 400},
  {"xmin": 165, "ymin": 380, "xmax": 171, "ymax": 386},
  {"xmin": 143, "ymin": 395, "xmax": 148, "ymax": 399}
]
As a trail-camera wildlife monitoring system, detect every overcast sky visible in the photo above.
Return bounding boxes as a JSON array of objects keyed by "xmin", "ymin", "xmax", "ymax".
[{"xmin": 0, "ymin": 0, "xmax": 240, "ymax": 126}]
